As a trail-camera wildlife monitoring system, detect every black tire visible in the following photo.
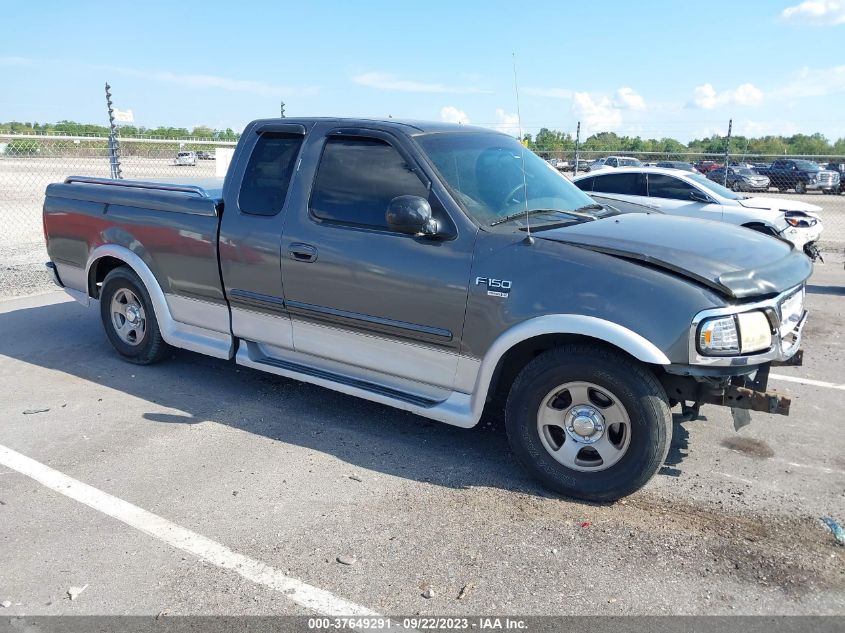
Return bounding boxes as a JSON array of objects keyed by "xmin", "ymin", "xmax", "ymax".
[
  {"xmin": 730, "ymin": 181, "xmax": 741, "ymax": 192},
  {"xmin": 795, "ymin": 181, "xmax": 806, "ymax": 194},
  {"xmin": 99, "ymin": 266, "xmax": 171, "ymax": 364},
  {"xmin": 504, "ymin": 344, "xmax": 671, "ymax": 502}
]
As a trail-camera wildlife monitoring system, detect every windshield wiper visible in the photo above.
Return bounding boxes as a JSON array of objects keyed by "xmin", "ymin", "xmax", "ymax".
[
  {"xmin": 574, "ymin": 203, "xmax": 604, "ymax": 213},
  {"xmin": 490, "ymin": 207, "xmax": 597, "ymax": 227}
]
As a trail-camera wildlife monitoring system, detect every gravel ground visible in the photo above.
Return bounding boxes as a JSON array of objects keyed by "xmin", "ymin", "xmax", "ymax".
[{"xmin": 0, "ymin": 264, "xmax": 843, "ymax": 617}]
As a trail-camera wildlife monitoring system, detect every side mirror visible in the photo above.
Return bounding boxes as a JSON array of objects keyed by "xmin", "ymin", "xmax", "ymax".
[
  {"xmin": 690, "ymin": 190, "xmax": 713, "ymax": 204},
  {"xmin": 386, "ymin": 195, "xmax": 438, "ymax": 236}
]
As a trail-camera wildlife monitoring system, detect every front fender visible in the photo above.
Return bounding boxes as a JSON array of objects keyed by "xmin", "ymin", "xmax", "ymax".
[{"xmin": 459, "ymin": 314, "xmax": 671, "ymax": 424}]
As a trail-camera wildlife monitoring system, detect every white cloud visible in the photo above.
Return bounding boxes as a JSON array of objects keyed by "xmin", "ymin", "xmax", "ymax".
[
  {"xmin": 571, "ymin": 92, "xmax": 622, "ymax": 135},
  {"xmin": 770, "ymin": 64, "xmax": 845, "ymax": 98},
  {"xmin": 781, "ymin": 1, "xmax": 845, "ymax": 24},
  {"xmin": 0, "ymin": 56, "xmax": 33, "ymax": 66},
  {"xmin": 736, "ymin": 119, "xmax": 800, "ymax": 137},
  {"xmin": 120, "ymin": 68, "xmax": 317, "ymax": 97},
  {"xmin": 614, "ymin": 87, "xmax": 646, "ymax": 110},
  {"xmin": 0, "ymin": 56, "xmax": 316, "ymax": 98},
  {"xmin": 440, "ymin": 106, "xmax": 470, "ymax": 124},
  {"xmin": 523, "ymin": 87, "xmax": 574, "ymax": 99},
  {"xmin": 691, "ymin": 82, "xmax": 763, "ymax": 109},
  {"xmin": 491, "ymin": 109, "xmax": 521, "ymax": 137},
  {"xmin": 351, "ymin": 72, "xmax": 490, "ymax": 94}
]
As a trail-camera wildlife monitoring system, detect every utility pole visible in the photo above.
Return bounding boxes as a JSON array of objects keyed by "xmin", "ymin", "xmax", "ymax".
[
  {"xmin": 723, "ymin": 118, "xmax": 732, "ymax": 187},
  {"xmin": 105, "ymin": 82, "xmax": 122, "ymax": 179},
  {"xmin": 280, "ymin": 101, "xmax": 286, "ymax": 118},
  {"xmin": 573, "ymin": 121, "xmax": 581, "ymax": 176}
]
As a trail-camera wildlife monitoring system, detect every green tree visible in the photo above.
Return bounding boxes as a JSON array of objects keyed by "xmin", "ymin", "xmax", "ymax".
[{"xmin": 5, "ymin": 139, "xmax": 40, "ymax": 155}]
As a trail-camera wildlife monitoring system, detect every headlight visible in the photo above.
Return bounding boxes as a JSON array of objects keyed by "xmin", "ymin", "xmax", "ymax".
[
  {"xmin": 698, "ymin": 311, "xmax": 772, "ymax": 356},
  {"xmin": 698, "ymin": 316, "xmax": 739, "ymax": 355},
  {"xmin": 737, "ymin": 312, "xmax": 773, "ymax": 353},
  {"xmin": 784, "ymin": 212, "xmax": 817, "ymax": 227}
]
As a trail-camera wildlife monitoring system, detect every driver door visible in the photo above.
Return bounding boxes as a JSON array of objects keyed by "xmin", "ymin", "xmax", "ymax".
[{"xmin": 279, "ymin": 128, "xmax": 477, "ymax": 390}]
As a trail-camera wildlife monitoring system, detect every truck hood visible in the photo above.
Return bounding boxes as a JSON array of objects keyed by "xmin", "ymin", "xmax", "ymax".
[
  {"xmin": 737, "ymin": 196, "xmax": 821, "ymax": 217},
  {"xmin": 536, "ymin": 214, "xmax": 811, "ymax": 299}
]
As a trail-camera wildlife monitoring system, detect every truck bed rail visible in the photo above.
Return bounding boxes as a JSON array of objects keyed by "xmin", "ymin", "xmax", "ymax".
[{"xmin": 64, "ymin": 176, "xmax": 210, "ymax": 198}]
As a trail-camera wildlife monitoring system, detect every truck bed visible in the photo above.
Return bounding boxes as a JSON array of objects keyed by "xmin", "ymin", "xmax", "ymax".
[{"xmin": 43, "ymin": 176, "xmax": 229, "ymax": 345}]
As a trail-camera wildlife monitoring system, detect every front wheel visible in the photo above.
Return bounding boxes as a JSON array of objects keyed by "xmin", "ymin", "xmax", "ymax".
[
  {"xmin": 795, "ymin": 181, "xmax": 807, "ymax": 194},
  {"xmin": 505, "ymin": 345, "xmax": 671, "ymax": 501}
]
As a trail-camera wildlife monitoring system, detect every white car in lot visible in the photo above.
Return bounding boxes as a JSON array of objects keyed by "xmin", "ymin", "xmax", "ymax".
[
  {"xmin": 174, "ymin": 151, "xmax": 197, "ymax": 166},
  {"xmin": 573, "ymin": 167, "xmax": 824, "ymax": 260}
]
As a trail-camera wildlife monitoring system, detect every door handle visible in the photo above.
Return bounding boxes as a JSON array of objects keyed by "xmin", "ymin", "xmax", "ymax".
[{"xmin": 288, "ymin": 243, "xmax": 318, "ymax": 263}]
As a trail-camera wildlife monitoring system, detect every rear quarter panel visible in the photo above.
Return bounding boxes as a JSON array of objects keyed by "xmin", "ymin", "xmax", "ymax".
[{"xmin": 43, "ymin": 182, "xmax": 225, "ymax": 305}]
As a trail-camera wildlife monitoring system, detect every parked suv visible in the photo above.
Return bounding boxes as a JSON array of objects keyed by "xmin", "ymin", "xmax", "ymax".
[
  {"xmin": 174, "ymin": 151, "xmax": 197, "ymax": 166},
  {"xmin": 707, "ymin": 166, "xmax": 771, "ymax": 192},
  {"xmin": 654, "ymin": 161, "xmax": 696, "ymax": 172},
  {"xmin": 573, "ymin": 166, "xmax": 823, "ymax": 259},
  {"xmin": 694, "ymin": 160, "xmax": 721, "ymax": 174},
  {"xmin": 756, "ymin": 159, "xmax": 839, "ymax": 194},
  {"xmin": 824, "ymin": 163, "xmax": 845, "ymax": 193},
  {"xmin": 587, "ymin": 156, "xmax": 642, "ymax": 171}
]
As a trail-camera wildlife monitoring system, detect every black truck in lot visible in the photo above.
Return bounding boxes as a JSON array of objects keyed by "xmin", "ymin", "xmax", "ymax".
[
  {"xmin": 824, "ymin": 162, "xmax": 845, "ymax": 193},
  {"xmin": 756, "ymin": 159, "xmax": 840, "ymax": 194},
  {"xmin": 43, "ymin": 118, "xmax": 811, "ymax": 501}
]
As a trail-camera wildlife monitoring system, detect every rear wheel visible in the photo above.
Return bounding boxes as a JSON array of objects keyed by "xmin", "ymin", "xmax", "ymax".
[
  {"xmin": 730, "ymin": 181, "xmax": 741, "ymax": 192},
  {"xmin": 504, "ymin": 344, "xmax": 671, "ymax": 502},
  {"xmin": 99, "ymin": 267, "xmax": 171, "ymax": 364}
]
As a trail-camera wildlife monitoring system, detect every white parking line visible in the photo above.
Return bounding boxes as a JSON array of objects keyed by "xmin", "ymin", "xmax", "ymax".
[
  {"xmin": 0, "ymin": 444, "xmax": 378, "ymax": 617},
  {"xmin": 770, "ymin": 373, "xmax": 845, "ymax": 391}
]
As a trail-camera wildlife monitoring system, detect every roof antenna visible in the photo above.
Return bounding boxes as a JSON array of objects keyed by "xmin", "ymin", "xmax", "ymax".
[{"xmin": 512, "ymin": 52, "xmax": 533, "ymax": 245}]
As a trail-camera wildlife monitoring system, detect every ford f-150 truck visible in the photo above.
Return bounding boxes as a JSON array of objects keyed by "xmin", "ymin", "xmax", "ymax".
[
  {"xmin": 43, "ymin": 118, "xmax": 811, "ymax": 501},
  {"xmin": 756, "ymin": 159, "xmax": 840, "ymax": 194}
]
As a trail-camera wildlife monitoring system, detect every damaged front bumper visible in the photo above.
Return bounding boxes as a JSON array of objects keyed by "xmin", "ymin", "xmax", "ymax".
[{"xmin": 661, "ymin": 358, "xmax": 796, "ymax": 421}]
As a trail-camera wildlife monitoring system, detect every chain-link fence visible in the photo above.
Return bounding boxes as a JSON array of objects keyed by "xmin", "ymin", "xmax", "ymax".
[
  {"xmin": 0, "ymin": 134, "xmax": 236, "ymax": 298},
  {"xmin": 2, "ymin": 134, "xmax": 844, "ymax": 298}
]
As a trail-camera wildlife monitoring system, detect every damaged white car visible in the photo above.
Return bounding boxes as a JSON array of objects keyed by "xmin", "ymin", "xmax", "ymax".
[{"xmin": 573, "ymin": 167, "xmax": 824, "ymax": 260}]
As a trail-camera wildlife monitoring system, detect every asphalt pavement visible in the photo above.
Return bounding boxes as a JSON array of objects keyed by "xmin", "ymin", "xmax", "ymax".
[{"xmin": 0, "ymin": 263, "xmax": 843, "ymax": 616}]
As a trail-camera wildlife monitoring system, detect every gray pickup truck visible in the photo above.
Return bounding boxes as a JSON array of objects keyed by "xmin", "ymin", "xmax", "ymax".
[{"xmin": 43, "ymin": 118, "xmax": 811, "ymax": 501}]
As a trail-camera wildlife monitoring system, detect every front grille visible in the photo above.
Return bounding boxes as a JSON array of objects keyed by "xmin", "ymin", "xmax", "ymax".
[{"xmin": 779, "ymin": 287, "xmax": 805, "ymax": 337}]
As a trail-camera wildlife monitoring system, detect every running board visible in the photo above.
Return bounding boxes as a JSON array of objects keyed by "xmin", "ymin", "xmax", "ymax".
[{"xmin": 253, "ymin": 355, "xmax": 441, "ymax": 409}]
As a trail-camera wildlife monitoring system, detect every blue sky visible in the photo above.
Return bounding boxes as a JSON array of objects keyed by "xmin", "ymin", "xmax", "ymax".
[{"xmin": 2, "ymin": 0, "xmax": 844, "ymax": 141}]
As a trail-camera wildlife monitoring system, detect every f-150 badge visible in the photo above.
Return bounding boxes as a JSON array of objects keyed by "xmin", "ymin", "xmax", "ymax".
[{"xmin": 476, "ymin": 277, "xmax": 512, "ymax": 298}]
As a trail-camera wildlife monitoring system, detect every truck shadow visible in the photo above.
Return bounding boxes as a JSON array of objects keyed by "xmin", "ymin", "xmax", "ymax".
[{"xmin": 0, "ymin": 297, "xmax": 690, "ymax": 499}]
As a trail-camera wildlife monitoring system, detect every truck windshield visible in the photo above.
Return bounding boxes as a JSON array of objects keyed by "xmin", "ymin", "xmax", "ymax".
[
  {"xmin": 416, "ymin": 132, "xmax": 596, "ymax": 225},
  {"xmin": 793, "ymin": 160, "xmax": 819, "ymax": 171}
]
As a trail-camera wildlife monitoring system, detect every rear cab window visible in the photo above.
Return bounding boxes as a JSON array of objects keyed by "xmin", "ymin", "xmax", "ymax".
[{"xmin": 238, "ymin": 132, "xmax": 304, "ymax": 216}]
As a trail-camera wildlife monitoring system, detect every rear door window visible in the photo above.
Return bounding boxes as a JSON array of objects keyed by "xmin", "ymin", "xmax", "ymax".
[
  {"xmin": 647, "ymin": 174, "xmax": 698, "ymax": 200},
  {"xmin": 591, "ymin": 172, "xmax": 646, "ymax": 196},
  {"xmin": 239, "ymin": 132, "xmax": 304, "ymax": 216}
]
